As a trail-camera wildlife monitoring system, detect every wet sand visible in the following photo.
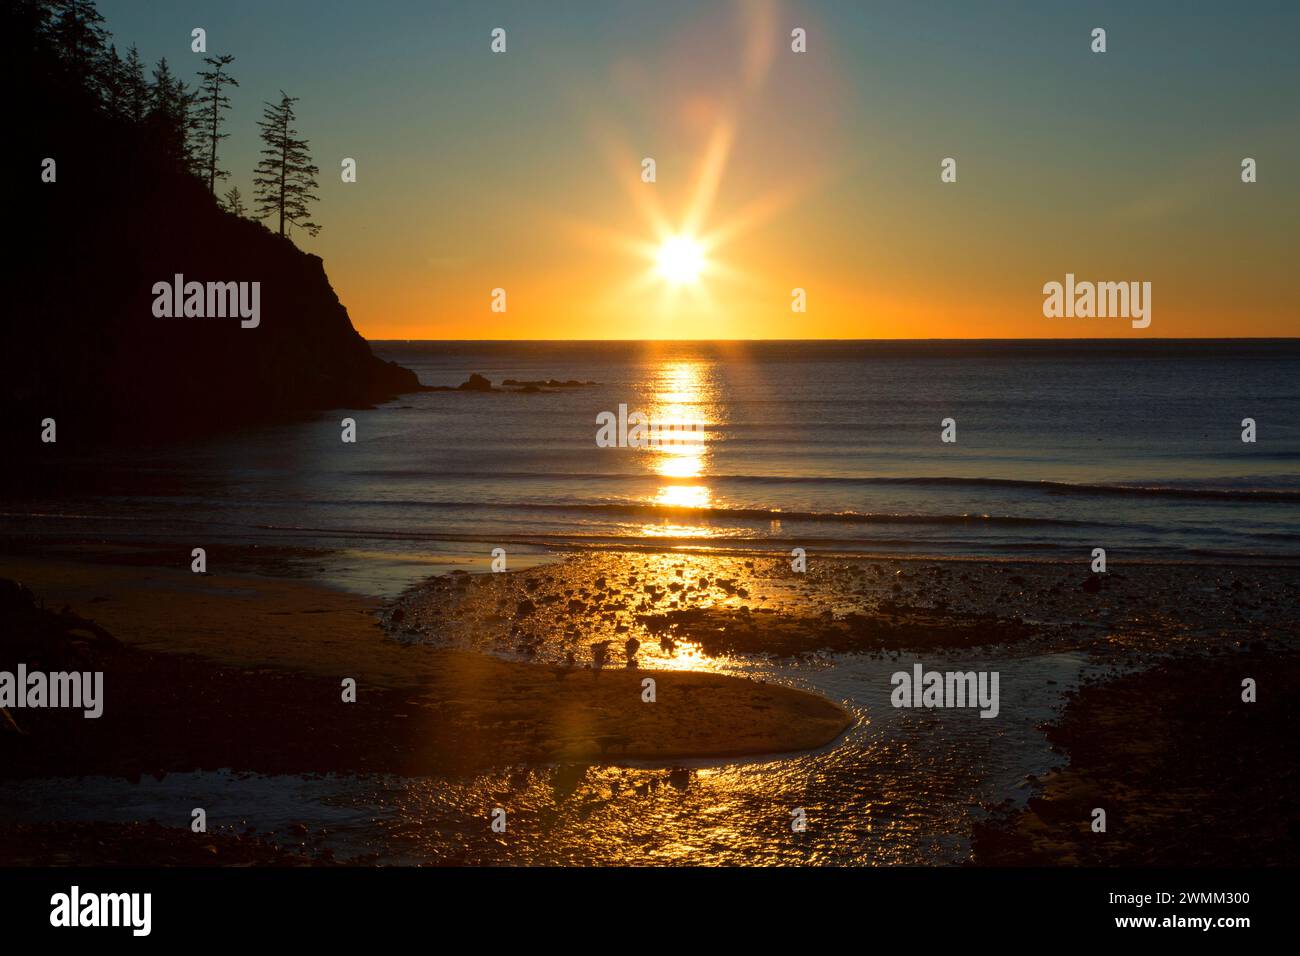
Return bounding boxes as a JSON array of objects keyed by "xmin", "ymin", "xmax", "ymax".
[
  {"xmin": 0, "ymin": 556, "xmax": 851, "ymax": 780},
  {"xmin": 0, "ymin": 822, "xmax": 334, "ymax": 867},
  {"xmin": 390, "ymin": 551, "xmax": 1300, "ymax": 662},
  {"xmin": 3, "ymin": 547, "xmax": 1297, "ymax": 866},
  {"xmin": 384, "ymin": 551, "xmax": 1300, "ymax": 866}
]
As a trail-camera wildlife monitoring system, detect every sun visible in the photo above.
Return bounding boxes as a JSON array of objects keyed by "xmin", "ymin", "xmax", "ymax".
[{"xmin": 655, "ymin": 235, "xmax": 706, "ymax": 285}]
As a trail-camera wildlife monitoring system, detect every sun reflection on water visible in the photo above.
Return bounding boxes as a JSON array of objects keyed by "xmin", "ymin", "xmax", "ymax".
[
  {"xmin": 641, "ymin": 360, "xmax": 716, "ymax": 535},
  {"xmin": 653, "ymin": 485, "xmax": 710, "ymax": 509}
]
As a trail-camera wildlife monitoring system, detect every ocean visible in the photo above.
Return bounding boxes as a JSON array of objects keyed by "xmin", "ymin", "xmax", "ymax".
[{"xmin": 5, "ymin": 340, "xmax": 1298, "ymax": 592}]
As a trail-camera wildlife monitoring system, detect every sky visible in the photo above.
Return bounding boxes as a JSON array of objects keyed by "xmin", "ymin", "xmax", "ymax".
[{"xmin": 98, "ymin": 0, "xmax": 1300, "ymax": 340}]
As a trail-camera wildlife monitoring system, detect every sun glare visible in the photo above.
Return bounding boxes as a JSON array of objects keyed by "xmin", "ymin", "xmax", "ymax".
[
  {"xmin": 571, "ymin": 17, "xmax": 806, "ymax": 326},
  {"xmin": 656, "ymin": 236, "xmax": 706, "ymax": 285}
]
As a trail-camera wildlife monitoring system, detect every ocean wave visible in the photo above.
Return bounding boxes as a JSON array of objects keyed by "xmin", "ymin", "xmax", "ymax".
[
  {"xmin": 342, "ymin": 471, "xmax": 1300, "ymax": 502},
  {"xmin": 245, "ymin": 499, "xmax": 1102, "ymax": 527},
  {"xmin": 240, "ymin": 525, "xmax": 1300, "ymax": 563}
]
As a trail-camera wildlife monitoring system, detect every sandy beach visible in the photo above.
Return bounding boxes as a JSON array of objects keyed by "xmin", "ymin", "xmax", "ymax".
[
  {"xmin": 3, "ymin": 543, "xmax": 1296, "ymax": 865},
  {"xmin": 0, "ymin": 554, "xmax": 852, "ymax": 773},
  {"xmin": 0, "ymin": 550, "xmax": 857, "ymax": 864}
]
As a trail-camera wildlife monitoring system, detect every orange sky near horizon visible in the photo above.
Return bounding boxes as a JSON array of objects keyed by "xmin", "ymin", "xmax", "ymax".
[
  {"xmin": 128, "ymin": 0, "xmax": 1294, "ymax": 341},
  {"xmin": 332, "ymin": 155, "xmax": 1298, "ymax": 340}
]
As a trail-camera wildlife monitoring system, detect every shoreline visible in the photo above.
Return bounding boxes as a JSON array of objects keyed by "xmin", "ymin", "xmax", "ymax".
[
  {"xmin": 0, "ymin": 554, "xmax": 853, "ymax": 779},
  {"xmin": 3, "ymin": 544, "xmax": 1297, "ymax": 865},
  {"xmin": 3, "ymin": 531, "xmax": 1295, "ymax": 574}
]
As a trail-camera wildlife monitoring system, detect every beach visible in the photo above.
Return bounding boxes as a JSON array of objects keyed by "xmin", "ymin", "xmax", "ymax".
[
  {"xmin": 3, "ymin": 540, "xmax": 1295, "ymax": 865},
  {"xmin": 0, "ymin": 552, "xmax": 851, "ymax": 769}
]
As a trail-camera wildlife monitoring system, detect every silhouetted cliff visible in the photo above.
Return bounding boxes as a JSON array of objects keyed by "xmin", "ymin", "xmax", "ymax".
[{"xmin": 2, "ymin": 1, "xmax": 423, "ymax": 444}]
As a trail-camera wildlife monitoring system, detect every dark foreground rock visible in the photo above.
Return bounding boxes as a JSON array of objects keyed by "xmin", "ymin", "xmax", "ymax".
[{"xmin": 970, "ymin": 649, "xmax": 1300, "ymax": 865}]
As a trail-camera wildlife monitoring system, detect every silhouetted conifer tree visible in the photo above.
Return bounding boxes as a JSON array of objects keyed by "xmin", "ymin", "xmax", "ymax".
[
  {"xmin": 192, "ymin": 54, "xmax": 239, "ymax": 195},
  {"xmin": 148, "ymin": 57, "xmax": 197, "ymax": 172},
  {"xmin": 50, "ymin": 0, "xmax": 107, "ymax": 73},
  {"xmin": 7, "ymin": 0, "xmax": 56, "ymax": 38},
  {"xmin": 121, "ymin": 44, "xmax": 148, "ymax": 123},
  {"xmin": 222, "ymin": 186, "xmax": 247, "ymax": 217},
  {"xmin": 98, "ymin": 43, "xmax": 124, "ymax": 116},
  {"xmin": 253, "ymin": 92, "xmax": 321, "ymax": 237}
]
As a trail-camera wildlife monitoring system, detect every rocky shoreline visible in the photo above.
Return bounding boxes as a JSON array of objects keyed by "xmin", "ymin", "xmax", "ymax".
[{"xmin": 971, "ymin": 649, "xmax": 1300, "ymax": 866}]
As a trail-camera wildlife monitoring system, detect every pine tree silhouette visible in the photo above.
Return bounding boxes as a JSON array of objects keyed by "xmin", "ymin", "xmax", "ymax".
[
  {"xmin": 222, "ymin": 185, "xmax": 247, "ymax": 217},
  {"xmin": 50, "ymin": 0, "xmax": 107, "ymax": 74},
  {"xmin": 98, "ymin": 42, "xmax": 124, "ymax": 116},
  {"xmin": 194, "ymin": 54, "xmax": 239, "ymax": 195},
  {"xmin": 148, "ymin": 57, "xmax": 198, "ymax": 173},
  {"xmin": 121, "ymin": 44, "xmax": 148, "ymax": 122},
  {"xmin": 253, "ymin": 92, "xmax": 321, "ymax": 238}
]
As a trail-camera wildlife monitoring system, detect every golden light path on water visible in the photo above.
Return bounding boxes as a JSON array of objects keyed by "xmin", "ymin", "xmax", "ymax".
[{"xmin": 641, "ymin": 359, "xmax": 718, "ymax": 536}]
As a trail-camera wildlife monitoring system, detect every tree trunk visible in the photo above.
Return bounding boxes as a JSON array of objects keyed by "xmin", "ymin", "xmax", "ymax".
[
  {"xmin": 208, "ymin": 99, "xmax": 218, "ymax": 194},
  {"xmin": 278, "ymin": 123, "xmax": 287, "ymax": 236}
]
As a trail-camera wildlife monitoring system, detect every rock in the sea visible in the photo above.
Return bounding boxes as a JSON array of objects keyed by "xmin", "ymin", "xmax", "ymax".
[{"xmin": 457, "ymin": 373, "xmax": 494, "ymax": 391}]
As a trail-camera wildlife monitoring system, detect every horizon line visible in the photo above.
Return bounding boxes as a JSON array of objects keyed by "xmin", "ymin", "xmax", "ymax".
[{"xmin": 366, "ymin": 336, "xmax": 1300, "ymax": 343}]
